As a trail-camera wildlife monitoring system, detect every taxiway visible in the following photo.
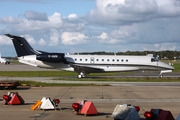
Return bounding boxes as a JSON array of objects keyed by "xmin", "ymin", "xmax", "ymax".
[{"xmin": 0, "ymin": 64, "xmax": 180, "ymax": 120}]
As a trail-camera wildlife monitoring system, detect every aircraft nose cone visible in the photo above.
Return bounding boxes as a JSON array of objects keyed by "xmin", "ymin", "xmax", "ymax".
[
  {"xmin": 159, "ymin": 62, "xmax": 175, "ymax": 70},
  {"xmin": 170, "ymin": 65, "xmax": 175, "ymax": 70},
  {"xmin": 166, "ymin": 64, "xmax": 174, "ymax": 70}
]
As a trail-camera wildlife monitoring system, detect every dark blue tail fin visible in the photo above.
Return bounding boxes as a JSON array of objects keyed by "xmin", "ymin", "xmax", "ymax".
[{"xmin": 5, "ymin": 34, "xmax": 40, "ymax": 57}]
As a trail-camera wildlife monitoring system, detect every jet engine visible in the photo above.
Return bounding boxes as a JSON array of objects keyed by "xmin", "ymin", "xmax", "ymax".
[{"xmin": 36, "ymin": 53, "xmax": 67, "ymax": 63}]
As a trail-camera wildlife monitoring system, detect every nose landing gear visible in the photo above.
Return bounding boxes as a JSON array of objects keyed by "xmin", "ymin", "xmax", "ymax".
[{"xmin": 159, "ymin": 70, "xmax": 172, "ymax": 78}]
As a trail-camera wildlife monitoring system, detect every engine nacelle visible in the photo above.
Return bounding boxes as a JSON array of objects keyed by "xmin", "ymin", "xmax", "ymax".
[{"xmin": 36, "ymin": 53, "xmax": 66, "ymax": 63}]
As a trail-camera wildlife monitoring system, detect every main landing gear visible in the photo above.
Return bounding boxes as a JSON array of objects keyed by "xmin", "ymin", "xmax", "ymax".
[{"xmin": 77, "ymin": 72, "xmax": 86, "ymax": 78}]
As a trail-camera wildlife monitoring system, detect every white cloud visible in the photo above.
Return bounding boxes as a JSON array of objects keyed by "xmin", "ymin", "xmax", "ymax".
[
  {"xmin": 97, "ymin": 32, "xmax": 120, "ymax": 44},
  {"xmin": 154, "ymin": 44, "xmax": 160, "ymax": 48},
  {"xmin": 85, "ymin": 0, "xmax": 180, "ymax": 25},
  {"xmin": 97, "ymin": 29, "xmax": 134, "ymax": 45},
  {"xmin": 5, "ymin": 12, "xmax": 63, "ymax": 32},
  {"xmin": 158, "ymin": 43, "xmax": 177, "ymax": 51},
  {"xmin": 99, "ymin": 32, "xmax": 108, "ymax": 40},
  {"xmin": 38, "ymin": 38, "xmax": 47, "ymax": 46},
  {"xmin": 68, "ymin": 14, "xmax": 78, "ymax": 20},
  {"xmin": 0, "ymin": 16, "xmax": 22, "ymax": 24},
  {"xmin": 111, "ymin": 29, "xmax": 131, "ymax": 39},
  {"xmin": 24, "ymin": 34, "xmax": 36, "ymax": 45},
  {"xmin": 101, "ymin": 38, "xmax": 119, "ymax": 44},
  {"xmin": 24, "ymin": 11, "xmax": 48, "ymax": 21},
  {"xmin": 48, "ymin": 12, "xmax": 62, "ymax": 28},
  {"xmin": 49, "ymin": 29, "xmax": 60, "ymax": 46},
  {"xmin": 61, "ymin": 32, "xmax": 87, "ymax": 45},
  {"xmin": 0, "ymin": 35, "xmax": 12, "ymax": 45},
  {"xmin": 157, "ymin": 0, "xmax": 180, "ymax": 17}
]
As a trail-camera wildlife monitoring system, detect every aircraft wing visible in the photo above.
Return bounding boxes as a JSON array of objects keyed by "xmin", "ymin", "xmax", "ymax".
[{"xmin": 70, "ymin": 64, "xmax": 104, "ymax": 72}]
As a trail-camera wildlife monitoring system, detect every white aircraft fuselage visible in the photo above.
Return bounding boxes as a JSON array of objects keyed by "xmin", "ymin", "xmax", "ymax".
[
  {"xmin": 5, "ymin": 34, "xmax": 174, "ymax": 78},
  {"xmin": 17, "ymin": 54, "xmax": 174, "ymax": 78}
]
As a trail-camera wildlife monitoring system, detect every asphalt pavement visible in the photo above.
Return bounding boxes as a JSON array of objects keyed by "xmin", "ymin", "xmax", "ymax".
[{"xmin": 0, "ymin": 63, "xmax": 180, "ymax": 120}]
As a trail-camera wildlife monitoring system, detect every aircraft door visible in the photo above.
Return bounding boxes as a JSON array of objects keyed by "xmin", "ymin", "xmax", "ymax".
[{"xmin": 90, "ymin": 57, "xmax": 94, "ymax": 64}]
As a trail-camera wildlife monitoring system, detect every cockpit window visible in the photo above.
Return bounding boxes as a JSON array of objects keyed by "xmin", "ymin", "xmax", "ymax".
[
  {"xmin": 151, "ymin": 58, "xmax": 156, "ymax": 62},
  {"xmin": 151, "ymin": 58, "xmax": 158, "ymax": 62}
]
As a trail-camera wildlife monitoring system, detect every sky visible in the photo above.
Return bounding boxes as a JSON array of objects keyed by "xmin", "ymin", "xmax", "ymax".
[{"xmin": 0, "ymin": 0, "xmax": 180, "ymax": 56}]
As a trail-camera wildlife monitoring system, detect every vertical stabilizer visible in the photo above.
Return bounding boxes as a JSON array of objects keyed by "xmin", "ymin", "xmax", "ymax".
[{"xmin": 5, "ymin": 34, "xmax": 39, "ymax": 57}]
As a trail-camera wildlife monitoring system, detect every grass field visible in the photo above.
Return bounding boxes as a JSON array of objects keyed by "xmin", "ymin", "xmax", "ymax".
[
  {"xmin": 0, "ymin": 71, "xmax": 76, "ymax": 77},
  {"xmin": 174, "ymin": 63, "xmax": 180, "ymax": 72},
  {"xmin": 0, "ymin": 60, "xmax": 179, "ymax": 86},
  {"xmin": 0, "ymin": 60, "xmax": 179, "ymax": 77},
  {"xmin": 19, "ymin": 80, "xmax": 104, "ymax": 87}
]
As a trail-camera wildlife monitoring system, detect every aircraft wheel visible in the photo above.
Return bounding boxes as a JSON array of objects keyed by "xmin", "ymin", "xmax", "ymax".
[
  {"xmin": 159, "ymin": 74, "xmax": 163, "ymax": 78},
  {"xmin": 78, "ymin": 74, "xmax": 82, "ymax": 78}
]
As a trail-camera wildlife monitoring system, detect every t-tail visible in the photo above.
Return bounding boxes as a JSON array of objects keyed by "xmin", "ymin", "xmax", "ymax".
[
  {"xmin": 5, "ymin": 34, "xmax": 41, "ymax": 57},
  {"xmin": 5, "ymin": 34, "xmax": 67, "ymax": 64}
]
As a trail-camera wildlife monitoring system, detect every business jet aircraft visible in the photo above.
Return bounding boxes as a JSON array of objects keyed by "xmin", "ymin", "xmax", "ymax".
[
  {"xmin": 0, "ymin": 53, "xmax": 10, "ymax": 64},
  {"xmin": 5, "ymin": 34, "xmax": 174, "ymax": 78}
]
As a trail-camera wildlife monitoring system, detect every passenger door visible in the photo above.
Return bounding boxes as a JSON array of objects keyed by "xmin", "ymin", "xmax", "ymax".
[{"xmin": 90, "ymin": 57, "xmax": 94, "ymax": 64}]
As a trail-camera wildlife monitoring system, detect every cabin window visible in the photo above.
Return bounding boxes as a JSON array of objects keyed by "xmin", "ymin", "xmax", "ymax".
[
  {"xmin": 107, "ymin": 59, "xmax": 109, "ymax": 62},
  {"xmin": 121, "ymin": 59, "xmax": 124, "ymax": 62},
  {"xmin": 151, "ymin": 58, "xmax": 156, "ymax": 62},
  {"xmin": 80, "ymin": 59, "xmax": 82, "ymax": 61},
  {"xmin": 117, "ymin": 59, "xmax": 119, "ymax": 62},
  {"xmin": 126, "ymin": 59, "xmax": 128, "ymax": 62},
  {"xmin": 85, "ymin": 59, "xmax": 88, "ymax": 61},
  {"xmin": 112, "ymin": 59, "xmax": 115, "ymax": 62},
  {"xmin": 96, "ymin": 59, "xmax": 99, "ymax": 61},
  {"xmin": 75, "ymin": 58, "xmax": 77, "ymax": 61},
  {"xmin": 102, "ymin": 59, "xmax": 104, "ymax": 61}
]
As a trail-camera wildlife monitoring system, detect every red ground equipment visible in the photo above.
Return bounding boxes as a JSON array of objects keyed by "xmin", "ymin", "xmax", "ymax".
[
  {"xmin": 72, "ymin": 100, "xmax": 98, "ymax": 116},
  {"xmin": 2, "ymin": 92, "xmax": 24, "ymax": 105},
  {"xmin": 144, "ymin": 108, "xmax": 174, "ymax": 120}
]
